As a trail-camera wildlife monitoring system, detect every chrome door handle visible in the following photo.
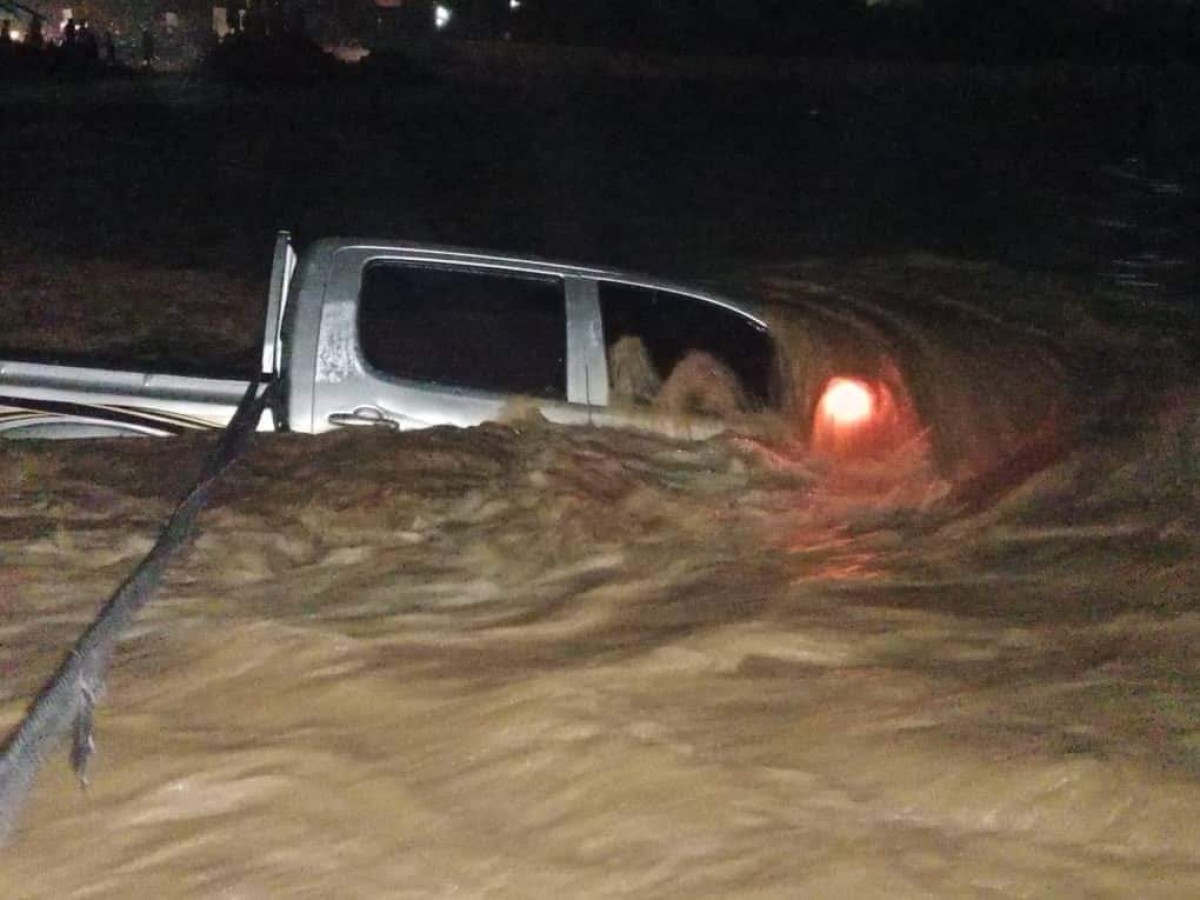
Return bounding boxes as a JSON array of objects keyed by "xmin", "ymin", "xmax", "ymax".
[{"xmin": 327, "ymin": 407, "xmax": 401, "ymax": 430}]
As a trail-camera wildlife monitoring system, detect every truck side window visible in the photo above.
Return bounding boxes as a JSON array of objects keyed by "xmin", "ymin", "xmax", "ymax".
[
  {"xmin": 599, "ymin": 283, "xmax": 775, "ymax": 415},
  {"xmin": 358, "ymin": 263, "xmax": 567, "ymax": 400}
]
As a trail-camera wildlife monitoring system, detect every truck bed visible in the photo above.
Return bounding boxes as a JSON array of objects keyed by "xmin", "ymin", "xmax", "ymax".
[{"xmin": 0, "ymin": 358, "xmax": 258, "ymax": 438}]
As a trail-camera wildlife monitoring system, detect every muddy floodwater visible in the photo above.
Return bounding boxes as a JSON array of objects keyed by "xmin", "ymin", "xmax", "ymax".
[
  {"xmin": 1, "ymin": 378, "xmax": 1198, "ymax": 896},
  {"xmin": 2, "ymin": 61, "xmax": 1200, "ymax": 895}
]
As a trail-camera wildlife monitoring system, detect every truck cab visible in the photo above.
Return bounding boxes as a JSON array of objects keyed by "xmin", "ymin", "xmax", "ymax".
[{"xmin": 283, "ymin": 236, "xmax": 779, "ymax": 437}]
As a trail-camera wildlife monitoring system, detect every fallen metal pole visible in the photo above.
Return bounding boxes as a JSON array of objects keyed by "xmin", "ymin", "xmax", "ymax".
[{"xmin": 0, "ymin": 377, "xmax": 276, "ymax": 846}]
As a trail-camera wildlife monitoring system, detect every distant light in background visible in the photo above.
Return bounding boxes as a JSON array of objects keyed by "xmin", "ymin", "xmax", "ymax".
[
  {"xmin": 9, "ymin": 28, "xmax": 22, "ymax": 42},
  {"xmin": 509, "ymin": 0, "xmax": 522, "ymax": 9},
  {"xmin": 434, "ymin": 4, "xmax": 452, "ymax": 29},
  {"xmin": 212, "ymin": 6, "xmax": 231, "ymax": 39},
  {"xmin": 328, "ymin": 41, "xmax": 370, "ymax": 63}
]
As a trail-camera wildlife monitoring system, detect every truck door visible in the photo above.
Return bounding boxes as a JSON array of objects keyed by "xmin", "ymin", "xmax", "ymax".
[
  {"xmin": 261, "ymin": 231, "xmax": 297, "ymax": 382},
  {"xmin": 317, "ymin": 254, "xmax": 603, "ymax": 432}
]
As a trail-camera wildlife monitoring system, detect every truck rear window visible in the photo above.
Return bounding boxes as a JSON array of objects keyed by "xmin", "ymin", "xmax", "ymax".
[
  {"xmin": 599, "ymin": 283, "xmax": 776, "ymax": 413},
  {"xmin": 358, "ymin": 263, "xmax": 567, "ymax": 400}
]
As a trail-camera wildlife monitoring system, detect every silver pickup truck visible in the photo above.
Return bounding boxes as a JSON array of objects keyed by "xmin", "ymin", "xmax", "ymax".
[{"xmin": 0, "ymin": 232, "xmax": 781, "ymax": 440}]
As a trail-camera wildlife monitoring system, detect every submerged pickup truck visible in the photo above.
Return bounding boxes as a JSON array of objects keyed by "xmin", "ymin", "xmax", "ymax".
[{"xmin": 0, "ymin": 232, "xmax": 782, "ymax": 440}]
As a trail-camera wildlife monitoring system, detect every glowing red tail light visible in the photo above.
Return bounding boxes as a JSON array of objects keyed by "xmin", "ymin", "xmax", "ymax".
[
  {"xmin": 811, "ymin": 375, "xmax": 903, "ymax": 459},
  {"xmin": 816, "ymin": 377, "xmax": 875, "ymax": 428}
]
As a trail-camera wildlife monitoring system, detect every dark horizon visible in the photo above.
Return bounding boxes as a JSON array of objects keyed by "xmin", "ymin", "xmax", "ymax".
[{"xmin": 3, "ymin": 0, "xmax": 1200, "ymax": 67}]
